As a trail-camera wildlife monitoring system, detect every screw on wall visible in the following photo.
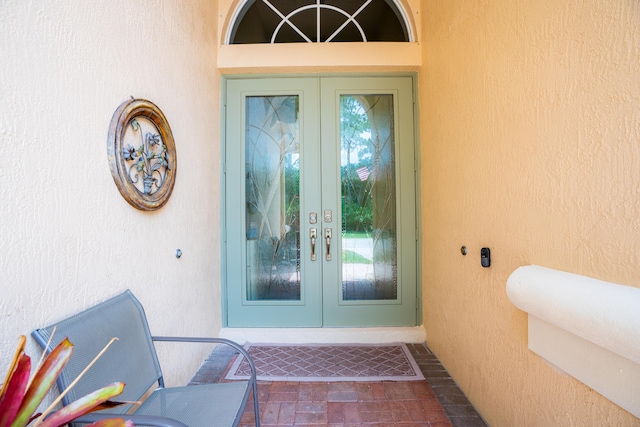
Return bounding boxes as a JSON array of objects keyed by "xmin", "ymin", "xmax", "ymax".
[{"xmin": 176, "ymin": 249, "xmax": 182, "ymax": 259}]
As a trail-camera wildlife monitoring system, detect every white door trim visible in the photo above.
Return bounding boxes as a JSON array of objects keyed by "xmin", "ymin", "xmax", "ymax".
[{"xmin": 219, "ymin": 326, "xmax": 426, "ymax": 344}]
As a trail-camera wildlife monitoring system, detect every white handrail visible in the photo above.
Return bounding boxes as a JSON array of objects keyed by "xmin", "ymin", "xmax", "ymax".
[{"xmin": 506, "ymin": 265, "xmax": 640, "ymax": 365}]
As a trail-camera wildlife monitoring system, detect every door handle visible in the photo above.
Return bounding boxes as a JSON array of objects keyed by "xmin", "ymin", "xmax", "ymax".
[
  {"xmin": 310, "ymin": 228, "xmax": 317, "ymax": 261},
  {"xmin": 325, "ymin": 228, "xmax": 332, "ymax": 261}
]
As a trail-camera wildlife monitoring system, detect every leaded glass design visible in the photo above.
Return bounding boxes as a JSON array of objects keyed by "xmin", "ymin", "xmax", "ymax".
[
  {"xmin": 245, "ymin": 95, "xmax": 301, "ymax": 301},
  {"xmin": 229, "ymin": 0, "xmax": 410, "ymax": 44},
  {"xmin": 340, "ymin": 95, "xmax": 397, "ymax": 300}
]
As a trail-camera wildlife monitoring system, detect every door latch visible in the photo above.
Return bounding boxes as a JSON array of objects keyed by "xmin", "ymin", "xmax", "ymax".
[
  {"xmin": 325, "ymin": 228, "xmax": 332, "ymax": 261},
  {"xmin": 310, "ymin": 228, "xmax": 317, "ymax": 261}
]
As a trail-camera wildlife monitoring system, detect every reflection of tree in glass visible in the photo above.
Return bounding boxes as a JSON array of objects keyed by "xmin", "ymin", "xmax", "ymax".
[
  {"xmin": 245, "ymin": 96, "xmax": 301, "ymax": 299},
  {"xmin": 340, "ymin": 95, "xmax": 397, "ymax": 300},
  {"xmin": 341, "ymin": 96, "xmax": 374, "ymax": 234},
  {"xmin": 340, "ymin": 95, "xmax": 394, "ymax": 236}
]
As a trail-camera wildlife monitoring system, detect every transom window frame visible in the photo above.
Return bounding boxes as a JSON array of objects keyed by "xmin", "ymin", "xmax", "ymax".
[{"xmin": 225, "ymin": 0, "xmax": 415, "ymax": 45}]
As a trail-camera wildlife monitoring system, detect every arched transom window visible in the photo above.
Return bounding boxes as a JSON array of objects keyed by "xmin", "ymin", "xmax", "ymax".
[{"xmin": 228, "ymin": 0, "xmax": 412, "ymax": 44}]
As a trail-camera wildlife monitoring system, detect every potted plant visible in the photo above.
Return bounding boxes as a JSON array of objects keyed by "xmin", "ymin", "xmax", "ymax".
[{"xmin": 0, "ymin": 335, "xmax": 131, "ymax": 427}]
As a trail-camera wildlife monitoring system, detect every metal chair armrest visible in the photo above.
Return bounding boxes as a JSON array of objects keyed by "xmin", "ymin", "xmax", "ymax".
[
  {"xmin": 151, "ymin": 336, "xmax": 260, "ymax": 427},
  {"xmin": 75, "ymin": 413, "xmax": 188, "ymax": 427}
]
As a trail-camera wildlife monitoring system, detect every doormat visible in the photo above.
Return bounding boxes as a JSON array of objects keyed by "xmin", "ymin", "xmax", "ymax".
[{"xmin": 225, "ymin": 343, "xmax": 425, "ymax": 382}]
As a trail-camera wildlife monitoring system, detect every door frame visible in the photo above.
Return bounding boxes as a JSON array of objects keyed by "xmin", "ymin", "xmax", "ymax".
[{"xmin": 220, "ymin": 73, "xmax": 422, "ymax": 328}]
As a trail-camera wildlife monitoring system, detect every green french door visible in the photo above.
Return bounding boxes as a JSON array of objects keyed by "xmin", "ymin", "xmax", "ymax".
[{"xmin": 224, "ymin": 76, "xmax": 417, "ymax": 327}]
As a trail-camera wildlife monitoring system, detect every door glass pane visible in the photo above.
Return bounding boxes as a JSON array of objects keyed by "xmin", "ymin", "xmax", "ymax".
[
  {"xmin": 245, "ymin": 96, "xmax": 301, "ymax": 301},
  {"xmin": 340, "ymin": 95, "xmax": 397, "ymax": 300}
]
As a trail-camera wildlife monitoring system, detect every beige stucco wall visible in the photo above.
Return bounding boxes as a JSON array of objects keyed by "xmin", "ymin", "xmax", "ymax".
[
  {"xmin": 420, "ymin": 1, "xmax": 640, "ymax": 426},
  {"xmin": 0, "ymin": 0, "xmax": 220, "ymax": 389}
]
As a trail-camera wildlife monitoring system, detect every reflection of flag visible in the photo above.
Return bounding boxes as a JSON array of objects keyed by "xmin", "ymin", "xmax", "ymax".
[{"xmin": 356, "ymin": 166, "xmax": 370, "ymax": 181}]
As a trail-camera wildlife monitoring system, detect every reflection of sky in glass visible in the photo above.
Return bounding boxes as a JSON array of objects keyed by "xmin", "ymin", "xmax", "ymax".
[
  {"xmin": 341, "ymin": 131, "xmax": 372, "ymax": 166},
  {"xmin": 288, "ymin": 153, "xmax": 300, "ymax": 168},
  {"xmin": 291, "ymin": 132, "xmax": 372, "ymax": 168}
]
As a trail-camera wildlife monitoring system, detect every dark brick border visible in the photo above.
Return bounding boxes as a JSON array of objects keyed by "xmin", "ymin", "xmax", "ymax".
[{"xmin": 406, "ymin": 344, "xmax": 488, "ymax": 427}]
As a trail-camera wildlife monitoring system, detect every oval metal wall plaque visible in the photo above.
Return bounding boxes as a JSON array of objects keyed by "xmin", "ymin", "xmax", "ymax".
[{"xmin": 107, "ymin": 98, "xmax": 177, "ymax": 210}]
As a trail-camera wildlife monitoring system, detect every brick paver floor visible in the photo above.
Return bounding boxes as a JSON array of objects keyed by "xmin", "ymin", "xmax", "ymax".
[{"xmin": 190, "ymin": 343, "xmax": 488, "ymax": 427}]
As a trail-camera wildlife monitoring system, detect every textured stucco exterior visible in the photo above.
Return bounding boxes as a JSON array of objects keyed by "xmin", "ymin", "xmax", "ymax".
[
  {"xmin": 1, "ymin": 0, "xmax": 639, "ymax": 425},
  {"xmin": 0, "ymin": 0, "xmax": 221, "ymax": 388},
  {"xmin": 420, "ymin": 1, "xmax": 640, "ymax": 425}
]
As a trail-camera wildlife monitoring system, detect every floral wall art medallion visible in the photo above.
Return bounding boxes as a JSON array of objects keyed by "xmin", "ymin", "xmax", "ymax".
[{"xmin": 107, "ymin": 98, "xmax": 176, "ymax": 210}]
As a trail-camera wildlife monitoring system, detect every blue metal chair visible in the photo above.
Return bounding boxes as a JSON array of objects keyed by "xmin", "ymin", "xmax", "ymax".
[{"xmin": 32, "ymin": 290, "xmax": 259, "ymax": 427}]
